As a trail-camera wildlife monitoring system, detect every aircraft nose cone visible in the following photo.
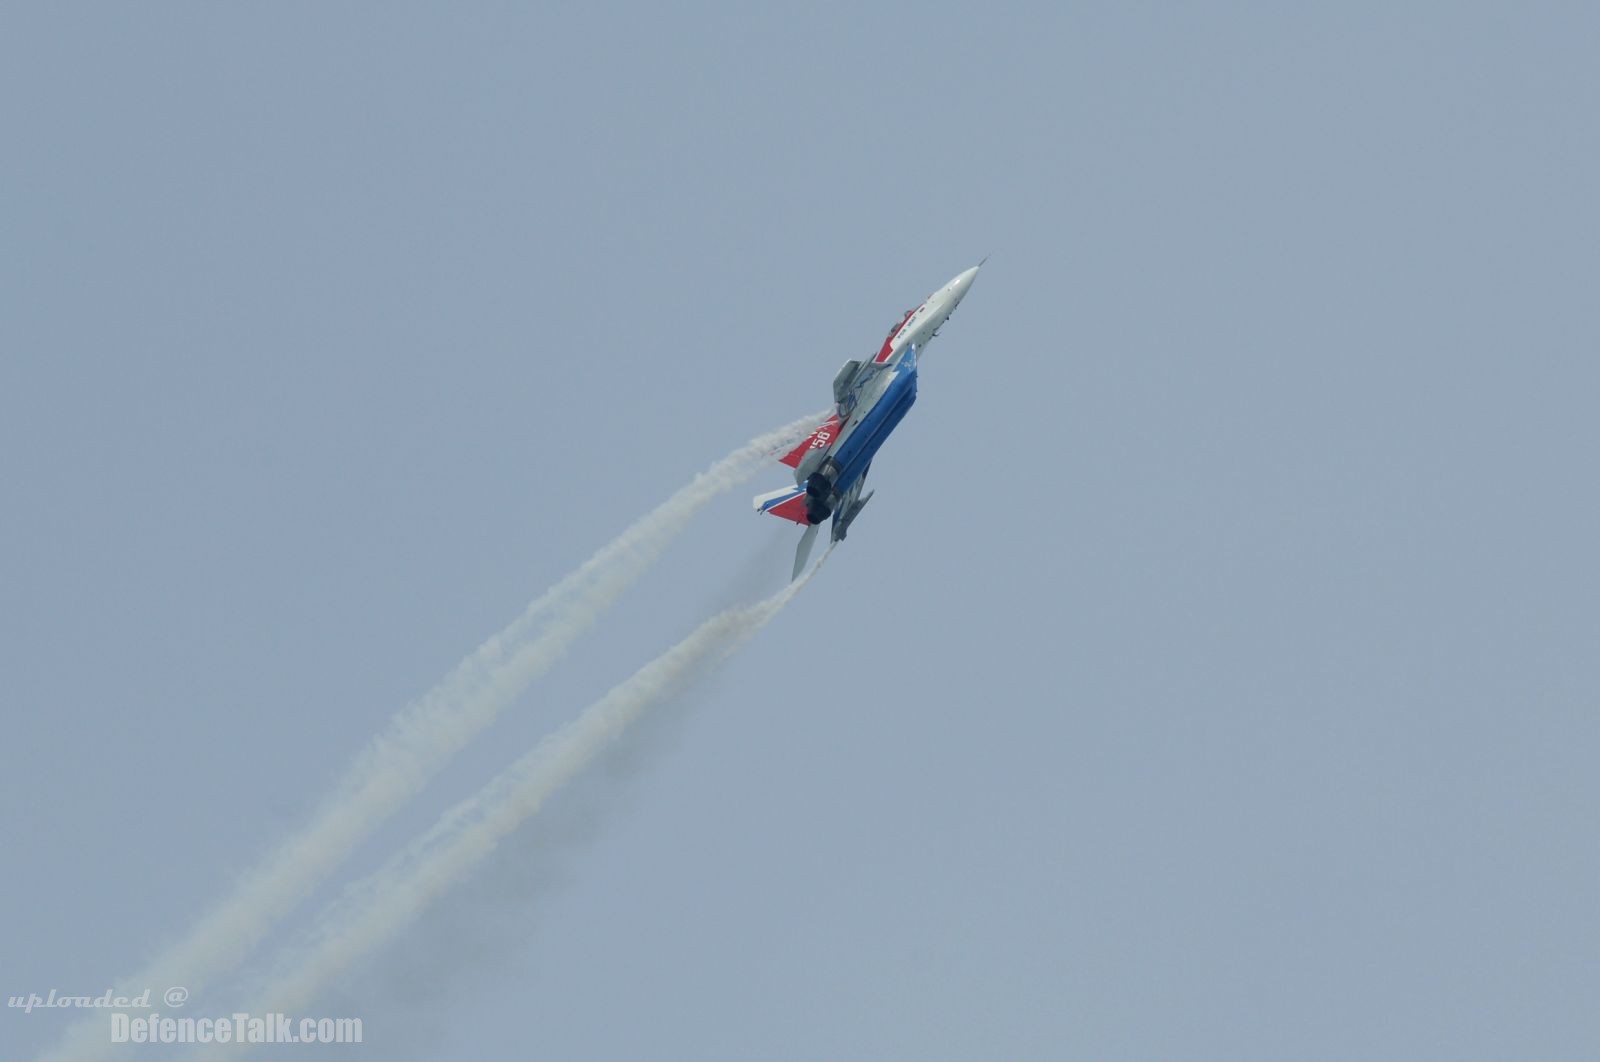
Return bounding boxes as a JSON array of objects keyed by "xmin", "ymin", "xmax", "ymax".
[{"xmin": 949, "ymin": 264, "xmax": 981, "ymax": 302}]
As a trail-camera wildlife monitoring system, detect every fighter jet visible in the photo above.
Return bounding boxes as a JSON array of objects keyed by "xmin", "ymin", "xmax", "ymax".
[{"xmin": 754, "ymin": 263, "xmax": 983, "ymax": 577}]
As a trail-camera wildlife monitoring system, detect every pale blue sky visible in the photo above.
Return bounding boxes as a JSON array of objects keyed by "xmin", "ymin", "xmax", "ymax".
[{"xmin": 4, "ymin": 3, "xmax": 1597, "ymax": 1059}]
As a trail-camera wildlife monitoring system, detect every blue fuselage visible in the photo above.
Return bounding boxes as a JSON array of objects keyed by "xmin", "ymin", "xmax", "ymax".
[{"xmin": 829, "ymin": 351, "xmax": 918, "ymax": 496}]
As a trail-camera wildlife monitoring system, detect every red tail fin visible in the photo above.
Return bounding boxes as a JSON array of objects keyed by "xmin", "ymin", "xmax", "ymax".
[{"xmin": 778, "ymin": 414, "xmax": 842, "ymax": 468}]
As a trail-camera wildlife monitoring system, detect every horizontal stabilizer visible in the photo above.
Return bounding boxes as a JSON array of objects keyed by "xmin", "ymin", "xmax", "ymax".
[
  {"xmin": 753, "ymin": 485, "xmax": 810, "ymax": 525},
  {"xmin": 833, "ymin": 489, "xmax": 874, "ymax": 542},
  {"xmin": 778, "ymin": 414, "xmax": 842, "ymax": 469},
  {"xmin": 793, "ymin": 523, "xmax": 820, "ymax": 580}
]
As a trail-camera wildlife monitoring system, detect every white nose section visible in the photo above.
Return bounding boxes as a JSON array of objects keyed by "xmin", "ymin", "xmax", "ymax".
[{"xmin": 948, "ymin": 264, "xmax": 981, "ymax": 304}]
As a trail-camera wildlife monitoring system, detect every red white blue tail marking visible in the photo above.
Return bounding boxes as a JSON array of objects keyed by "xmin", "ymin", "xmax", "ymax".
[{"xmin": 753, "ymin": 485, "xmax": 811, "ymax": 525}]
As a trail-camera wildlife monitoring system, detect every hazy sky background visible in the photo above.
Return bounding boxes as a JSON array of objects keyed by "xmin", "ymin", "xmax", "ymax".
[{"xmin": 4, "ymin": 3, "xmax": 1597, "ymax": 1059}]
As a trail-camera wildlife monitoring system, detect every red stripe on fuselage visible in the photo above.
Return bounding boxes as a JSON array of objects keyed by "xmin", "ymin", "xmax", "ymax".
[{"xmin": 874, "ymin": 306, "xmax": 921, "ymax": 364}]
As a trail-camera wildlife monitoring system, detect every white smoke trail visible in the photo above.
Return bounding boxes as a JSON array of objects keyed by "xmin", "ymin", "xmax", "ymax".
[
  {"xmin": 39, "ymin": 412, "xmax": 824, "ymax": 1062},
  {"xmin": 227, "ymin": 557, "xmax": 826, "ymax": 1041}
]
